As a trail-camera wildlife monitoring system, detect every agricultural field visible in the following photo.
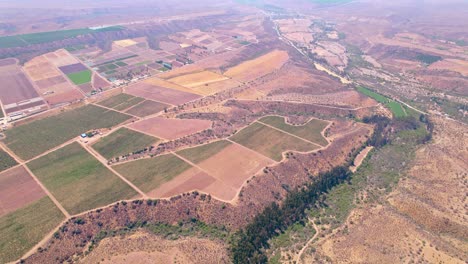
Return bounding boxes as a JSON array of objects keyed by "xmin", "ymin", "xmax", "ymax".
[
  {"xmin": 0, "ymin": 149, "xmax": 17, "ymax": 173},
  {"xmin": 0, "ymin": 197, "xmax": 64, "ymax": 263},
  {"xmin": 125, "ymin": 82, "xmax": 202, "ymax": 105},
  {"xmin": 0, "ymin": 58, "xmax": 45, "ymax": 114},
  {"xmin": 66, "ymin": 69, "xmax": 92, "ymax": 85},
  {"xmin": 124, "ymin": 100, "xmax": 169, "ymax": 117},
  {"xmin": 0, "ymin": 165, "xmax": 64, "ymax": 263},
  {"xmin": 113, "ymin": 153, "xmax": 192, "ymax": 194},
  {"xmin": 224, "ymin": 50, "xmax": 289, "ymax": 81},
  {"xmin": 128, "ymin": 117, "xmax": 212, "ymax": 140},
  {"xmin": 0, "ymin": 26, "xmax": 123, "ymax": 48},
  {"xmin": 28, "ymin": 142, "xmax": 137, "ymax": 215},
  {"xmin": 167, "ymin": 70, "xmax": 229, "ymax": 88},
  {"xmin": 259, "ymin": 116, "xmax": 329, "ymax": 146},
  {"xmin": 97, "ymin": 93, "xmax": 145, "ymax": 111},
  {"xmin": 230, "ymin": 122, "xmax": 320, "ymax": 161},
  {"xmin": 176, "ymin": 140, "xmax": 272, "ymax": 199},
  {"xmin": 92, "ymin": 127, "xmax": 158, "ymax": 160},
  {"xmin": 3, "ymin": 104, "xmax": 132, "ymax": 160},
  {"xmin": 176, "ymin": 140, "xmax": 231, "ymax": 164},
  {"xmin": 357, "ymin": 86, "xmax": 407, "ymax": 118}
]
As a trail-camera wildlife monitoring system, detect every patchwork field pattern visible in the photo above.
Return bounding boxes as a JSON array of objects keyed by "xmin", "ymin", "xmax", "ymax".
[
  {"xmin": 259, "ymin": 116, "xmax": 329, "ymax": 146},
  {"xmin": 230, "ymin": 122, "xmax": 320, "ymax": 161},
  {"xmin": 28, "ymin": 143, "xmax": 138, "ymax": 215},
  {"xmin": 125, "ymin": 100, "xmax": 169, "ymax": 117},
  {"xmin": 4, "ymin": 104, "xmax": 132, "ymax": 160},
  {"xmin": 0, "ymin": 166, "xmax": 45, "ymax": 217},
  {"xmin": 128, "ymin": 117, "xmax": 212, "ymax": 140},
  {"xmin": 97, "ymin": 93, "xmax": 145, "ymax": 111},
  {"xmin": 113, "ymin": 154, "xmax": 192, "ymax": 194},
  {"xmin": 176, "ymin": 140, "xmax": 272, "ymax": 200},
  {"xmin": 0, "ymin": 196, "xmax": 64, "ymax": 263},
  {"xmin": 92, "ymin": 127, "xmax": 158, "ymax": 160}
]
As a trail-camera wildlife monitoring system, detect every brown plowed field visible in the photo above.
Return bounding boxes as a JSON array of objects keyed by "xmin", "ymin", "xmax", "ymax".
[
  {"xmin": 0, "ymin": 61, "xmax": 41, "ymax": 105},
  {"xmin": 0, "ymin": 166, "xmax": 46, "ymax": 217},
  {"xmin": 93, "ymin": 74, "xmax": 111, "ymax": 90},
  {"xmin": 35, "ymin": 75, "xmax": 67, "ymax": 90},
  {"xmin": 196, "ymin": 143, "xmax": 272, "ymax": 190},
  {"xmin": 125, "ymin": 82, "xmax": 202, "ymax": 105},
  {"xmin": 44, "ymin": 88, "xmax": 83, "ymax": 106},
  {"xmin": 128, "ymin": 117, "xmax": 212, "ymax": 140}
]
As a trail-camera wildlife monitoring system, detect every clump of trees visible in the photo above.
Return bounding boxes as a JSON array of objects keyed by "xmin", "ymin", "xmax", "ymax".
[{"xmin": 230, "ymin": 166, "xmax": 350, "ymax": 263}]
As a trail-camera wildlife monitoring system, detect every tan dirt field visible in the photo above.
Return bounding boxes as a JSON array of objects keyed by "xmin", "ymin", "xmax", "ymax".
[
  {"xmin": 128, "ymin": 117, "xmax": 212, "ymax": 140},
  {"xmin": 46, "ymin": 49, "xmax": 79, "ymax": 67},
  {"xmin": 224, "ymin": 50, "xmax": 289, "ymax": 81},
  {"xmin": 143, "ymin": 76, "xmax": 203, "ymax": 95},
  {"xmin": 0, "ymin": 166, "xmax": 46, "ymax": 217},
  {"xmin": 78, "ymin": 231, "xmax": 230, "ymax": 264},
  {"xmin": 43, "ymin": 87, "xmax": 83, "ymax": 106},
  {"xmin": 196, "ymin": 143, "xmax": 272, "ymax": 190},
  {"xmin": 191, "ymin": 78, "xmax": 241, "ymax": 95},
  {"xmin": 125, "ymin": 82, "xmax": 202, "ymax": 105},
  {"xmin": 24, "ymin": 58, "xmax": 63, "ymax": 81},
  {"xmin": 167, "ymin": 70, "xmax": 229, "ymax": 88},
  {"xmin": 350, "ymin": 146, "xmax": 373, "ymax": 173}
]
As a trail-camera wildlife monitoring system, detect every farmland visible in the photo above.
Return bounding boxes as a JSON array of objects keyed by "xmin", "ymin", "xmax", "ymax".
[
  {"xmin": 224, "ymin": 50, "xmax": 289, "ymax": 81},
  {"xmin": 97, "ymin": 93, "xmax": 145, "ymax": 111},
  {"xmin": 125, "ymin": 100, "xmax": 169, "ymax": 117},
  {"xmin": 167, "ymin": 71, "xmax": 229, "ymax": 88},
  {"xmin": 27, "ymin": 142, "xmax": 137, "ymax": 215},
  {"xmin": 125, "ymin": 82, "xmax": 202, "ymax": 105},
  {"xmin": 66, "ymin": 69, "xmax": 92, "ymax": 85},
  {"xmin": 259, "ymin": 116, "xmax": 329, "ymax": 146},
  {"xmin": 128, "ymin": 117, "xmax": 212, "ymax": 140},
  {"xmin": 0, "ymin": 197, "xmax": 64, "ymax": 263},
  {"xmin": 113, "ymin": 154, "xmax": 192, "ymax": 194},
  {"xmin": 92, "ymin": 128, "xmax": 158, "ymax": 160},
  {"xmin": 0, "ymin": 26, "xmax": 123, "ymax": 48},
  {"xmin": 177, "ymin": 140, "xmax": 231, "ymax": 164},
  {"xmin": 4, "ymin": 104, "xmax": 132, "ymax": 160},
  {"xmin": 0, "ymin": 149, "xmax": 17, "ymax": 172},
  {"xmin": 230, "ymin": 122, "xmax": 320, "ymax": 161}
]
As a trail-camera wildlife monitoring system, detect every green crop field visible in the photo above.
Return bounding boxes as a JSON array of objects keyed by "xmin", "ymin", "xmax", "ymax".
[
  {"xmin": 113, "ymin": 154, "xmax": 192, "ymax": 193},
  {"xmin": 357, "ymin": 86, "xmax": 388, "ymax": 103},
  {"xmin": 115, "ymin": 61, "xmax": 128, "ymax": 67},
  {"xmin": 28, "ymin": 143, "xmax": 137, "ymax": 215},
  {"xmin": 357, "ymin": 86, "xmax": 407, "ymax": 118},
  {"xmin": 177, "ymin": 140, "xmax": 231, "ymax": 164},
  {"xmin": 125, "ymin": 100, "xmax": 169, "ymax": 117},
  {"xmin": 4, "ymin": 104, "xmax": 132, "ymax": 160},
  {"xmin": 0, "ymin": 149, "xmax": 17, "ymax": 173},
  {"xmin": 0, "ymin": 197, "xmax": 64, "ymax": 263},
  {"xmin": 230, "ymin": 122, "xmax": 319, "ymax": 161},
  {"xmin": 98, "ymin": 93, "xmax": 145, "ymax": 111},
  {"xmin": 67, "ymin": 69, "xmax": 92, "ymax": 85},
  {"xmin": 259, "ymin": 116, "xmax": 329, "ymax": 146},
  {"xmin": 0, "ymin": 26, "xmax": 123, "ymax": 48},
  {"xmin": 92, "ymin": 128, "xmax": 158, "ymax": 160}
]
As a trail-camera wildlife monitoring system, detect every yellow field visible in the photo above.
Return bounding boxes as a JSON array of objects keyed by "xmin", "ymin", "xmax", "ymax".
[
  {"xmin": 167, "ymin": 71, "xmax": 229, "ymax": 89},
  {"xmin": 180, "ymin": 43, "xmax": 192, "ymax": 48},
  {"xmin": 143, "ymin": 77, "xmax": 203, "ymax": 95},
  {"xmin": 114, "ymin": 39, "xmax": 138, "ymax": 47},
  {"xmin": 191, "ymin": 78, "xmax": 241, "ymax": 95},
  {"xmin": 224, "ymin": 50, "xmax": 289, "ymax": 81}
]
